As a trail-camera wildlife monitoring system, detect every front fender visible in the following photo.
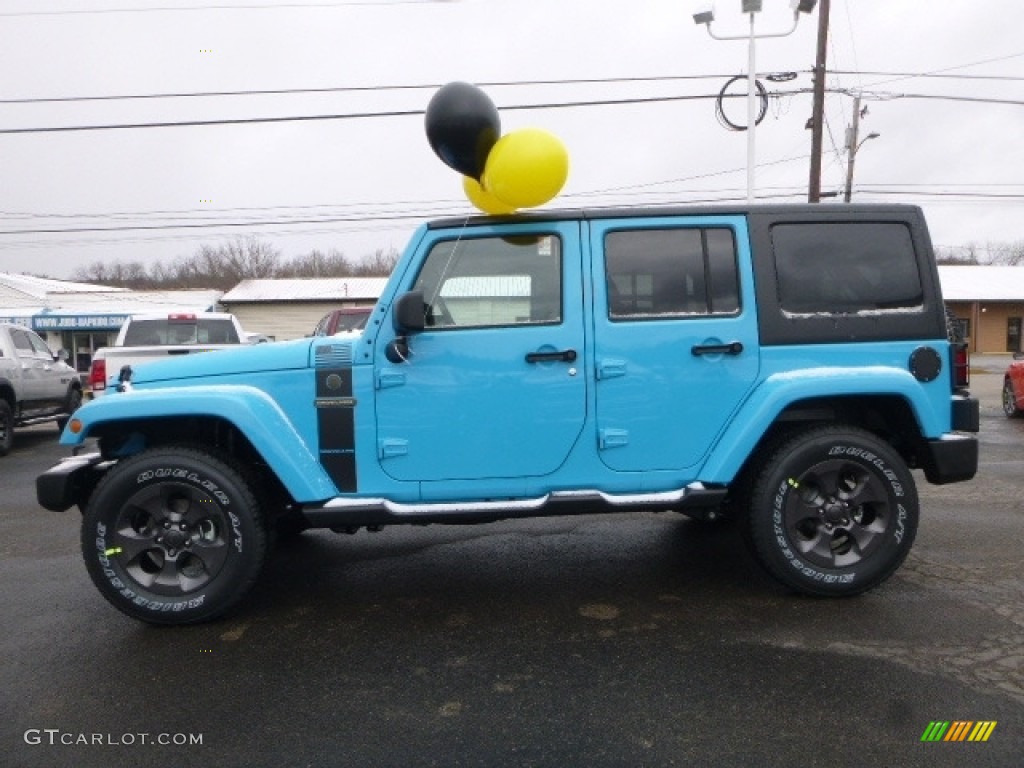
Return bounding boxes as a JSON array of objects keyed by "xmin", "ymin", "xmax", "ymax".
[
  {"xmin": 62, "ymin": 385, "xmax": 337, "ymax": 502},
  {"xmin": 700, "ymin": 366, "xmax": 945, "ymax": 483}
]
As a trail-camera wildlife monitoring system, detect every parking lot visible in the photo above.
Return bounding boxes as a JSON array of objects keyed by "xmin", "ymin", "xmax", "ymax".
[{"xmin": 1, "ymin": 366, "xmax": 1021, "ymax": 767}]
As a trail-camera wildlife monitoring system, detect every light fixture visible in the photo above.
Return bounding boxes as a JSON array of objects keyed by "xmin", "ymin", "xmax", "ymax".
[
  {"xmin": 742, "ymin": 0, "xmax": 763, "ymax": 13},
  {"xmin": 693, "ymin": 4, "xmax": 715, "ymax": 24},
  {"xmin": 791, "ymin": 0, "xmax": 817, "ymax": 13}
]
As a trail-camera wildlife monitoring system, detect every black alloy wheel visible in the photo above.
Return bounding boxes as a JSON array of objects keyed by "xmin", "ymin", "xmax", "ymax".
[
  {"xmin": 81, "ymin": 446, "xmax": 268, "ymax": 624},
  {"xmin": 745, "ymin": 425, "xmax": 918, "ymax": 597}
]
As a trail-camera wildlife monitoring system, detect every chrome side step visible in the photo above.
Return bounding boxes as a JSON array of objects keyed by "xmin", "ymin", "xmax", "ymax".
[{"xmin": 301, "ymin": 483, "xmax": 727, "ymax": 528}]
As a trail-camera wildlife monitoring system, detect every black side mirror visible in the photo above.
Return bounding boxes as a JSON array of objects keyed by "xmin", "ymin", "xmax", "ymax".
[
  {"xmin": 393, "ymin": 291, "xmax": 426, "ymax": 333},
  {"xmin": 387, "ymin": 291, "xmax": 426, "ymax": 364}
]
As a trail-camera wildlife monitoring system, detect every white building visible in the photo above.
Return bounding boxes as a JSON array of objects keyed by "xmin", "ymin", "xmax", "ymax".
[
  {"xmin": 0, "ymin": 272, "xmax": 221, "ymax": 374},
  {"xmin": 220, "ymin": 277, "xmax": 387, "ymax": 341}
]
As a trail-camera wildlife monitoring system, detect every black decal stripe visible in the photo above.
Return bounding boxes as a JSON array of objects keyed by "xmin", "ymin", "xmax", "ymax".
[{"xmin": 316, "ymin": 368, "xmax": 357, "ymax": 492}]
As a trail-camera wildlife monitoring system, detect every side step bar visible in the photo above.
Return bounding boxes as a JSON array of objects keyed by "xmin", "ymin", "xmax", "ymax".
[{"xmin": 302, "ymin": 484, "xmax": 728, "ymax": 528}]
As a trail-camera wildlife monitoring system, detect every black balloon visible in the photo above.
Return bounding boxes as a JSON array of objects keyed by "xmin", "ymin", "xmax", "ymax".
[{"xmin": 425, "ymin": 82, "xmax": 500, "ymax": 180}]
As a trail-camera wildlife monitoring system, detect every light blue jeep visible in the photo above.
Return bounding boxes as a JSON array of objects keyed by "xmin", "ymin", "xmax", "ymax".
[{"xmin": 37, "ymin": 204, "xmax": 979, "ymax": 624}]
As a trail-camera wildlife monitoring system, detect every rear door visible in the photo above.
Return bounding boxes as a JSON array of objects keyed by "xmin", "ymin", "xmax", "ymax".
[
  {"xmin": 374, "ymin": 222, "xmax": 586, "ymax": 483},
  {"xmin": 590, "ymin": 215, "xmax": 760, "ymax": 472}
]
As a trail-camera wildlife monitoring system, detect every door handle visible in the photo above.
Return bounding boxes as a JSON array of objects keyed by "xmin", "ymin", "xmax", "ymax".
[
  {"xmin": 691, "ymin": 341, "xmax": 744, "ymax": 356},
  {"xmin": 525, "ymin": 349, "xmax": 577, "ymax": 364}
]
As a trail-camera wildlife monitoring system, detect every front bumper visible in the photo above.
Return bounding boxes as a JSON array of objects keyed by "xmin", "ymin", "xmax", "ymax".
[{"xmin": 36, "ymin": 452, "xmax": 112, "ymax": 512}]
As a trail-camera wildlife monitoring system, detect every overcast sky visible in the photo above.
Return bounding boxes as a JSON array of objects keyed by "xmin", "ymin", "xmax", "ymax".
[{"xmin": 1, "ymin": 0, "xmax": 1021, "ymax": 279}]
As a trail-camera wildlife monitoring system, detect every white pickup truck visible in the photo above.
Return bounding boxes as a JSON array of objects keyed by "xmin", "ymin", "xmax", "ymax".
[
  {"xmin": 0, "ymin": 322, "xmax": 82, "ymax": 455},
  {"xmin": 87, "ymin": 312, "xmax": 250, "ymax": 397}
]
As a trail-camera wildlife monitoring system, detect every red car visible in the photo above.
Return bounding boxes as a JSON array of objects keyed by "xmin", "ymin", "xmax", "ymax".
[
  {"xmin": 1003, "ymin": 354, "xmax": 1024, "ymax": 417},
  {"xmin": 312, "ymin": 306, "xmax": 373, "ymax": 337}
]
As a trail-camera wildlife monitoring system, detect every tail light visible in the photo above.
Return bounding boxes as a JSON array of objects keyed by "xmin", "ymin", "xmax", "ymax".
[
  {"xmin": 88, "ymin": 359, "xmax": 107, "ymax": 391},
  {"xmin": 951, "ymin": 342, "xmax": 970, "ymax": 390}
]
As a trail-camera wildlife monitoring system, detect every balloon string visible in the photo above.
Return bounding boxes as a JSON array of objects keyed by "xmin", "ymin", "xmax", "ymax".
[{"xmin": 426, "ymin": 214, "xmax": 472, "ymax": 310}]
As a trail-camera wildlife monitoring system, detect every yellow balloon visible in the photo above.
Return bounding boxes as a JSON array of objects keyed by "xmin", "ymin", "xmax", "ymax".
[
  {"xmin": 463, "ymin": 176, "xmax": 517, "ymax": 215},
  {"xmin": 482, "ymin": 128, "xmax": 569, "ymax": 209}
]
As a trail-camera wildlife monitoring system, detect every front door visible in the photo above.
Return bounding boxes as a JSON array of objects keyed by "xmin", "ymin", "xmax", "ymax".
[
  {"xmin": 590, "ymin": 216, "xmax": 761, "ymax": 472},
  {"xmin": 374, "ymin": 223, "xmax": 586, "ymax": 485}
]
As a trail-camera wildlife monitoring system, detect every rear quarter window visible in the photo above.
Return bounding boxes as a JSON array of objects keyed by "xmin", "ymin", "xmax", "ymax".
[{"xmin": 772, "ymin": 222, "xmax": 922, "ymax": 315}]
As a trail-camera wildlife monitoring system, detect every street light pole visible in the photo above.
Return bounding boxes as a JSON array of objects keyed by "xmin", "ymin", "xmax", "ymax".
[
  {"xmin": 696, "ymin": 1, "xmax": 818, "ymax": 204},
  {"xmin": 746, "ymin": 11, "xmax": 757, "ymax": 204}
]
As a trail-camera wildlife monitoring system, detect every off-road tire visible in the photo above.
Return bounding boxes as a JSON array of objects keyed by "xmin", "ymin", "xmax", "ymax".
[
  {"xmin": 745, "ymin": 425, "xmax": 918, "ymax": 597},
  {"xmin": 81, "ymin": 445, "xmax": 269, "ymax": 625}
]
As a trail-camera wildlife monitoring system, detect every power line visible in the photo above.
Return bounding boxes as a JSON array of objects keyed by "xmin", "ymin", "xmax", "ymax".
[
  {"xmin": 0, "ymin": 1, "xmax": 446, "ymax": 18},
  {"xmin": 830, "ymin": 69, "xmax": 1024, "ymax": 83},
  {"xmin": 3, "ymin": 83, "xmax": 1019, "ymax": 136},
  {"xmin": 0, "ymin": 90, "xmax": 793, "ymax": 135},
  {"xmin": 0, "ymin": 74, "xmax": 738, "ymax": 105},
  {"xmin": 857, "ymin": 51, "xmax": 1024, "ymax": 89},
  {"xmin": 844, "ymin": 91, "xmax": 1024, "ymax": 107}
]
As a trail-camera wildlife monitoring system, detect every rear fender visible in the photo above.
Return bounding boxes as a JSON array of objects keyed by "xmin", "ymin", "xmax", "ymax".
[{"xmin": 700, "ymin": 366, "xmax": 943, "ymax": 483}]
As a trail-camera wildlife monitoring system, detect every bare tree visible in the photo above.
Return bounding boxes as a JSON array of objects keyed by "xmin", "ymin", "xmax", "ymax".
[
  {"xmin": 935, "ymin": 243, "xmax": 979, "ymax": 265},
  {"xmin": 984, "ymin": 240, "xmax": 1024, "ymax": 266},
  {"xmin": 352, "ymin": 247, "xmax": 400, "ymax": 276},
  {"xmin": 278, "ymin": 248, "xmax": 354, "ymax": 278},
  {"xmin": 65, "ymin": 241, "xmax": 413, "ymax": 289}
]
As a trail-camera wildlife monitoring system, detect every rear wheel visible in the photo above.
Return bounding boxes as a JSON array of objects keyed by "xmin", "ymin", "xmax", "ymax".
[
  {"xmin": 745, "ymin": 425, "xmax": 918, "ymax": 596},
  {"xmin": 1002, "ymin": 378, "xmax": 1022, "ymax": 418},
  {"xmin": 81, "ymin": 446, "xmax": 269, "ymax": 624}
]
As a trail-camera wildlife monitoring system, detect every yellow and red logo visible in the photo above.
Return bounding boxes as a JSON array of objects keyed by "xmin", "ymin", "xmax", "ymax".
[{"xmin": 921, "ymin": 721, "xmax": 997, "ymax": 742}]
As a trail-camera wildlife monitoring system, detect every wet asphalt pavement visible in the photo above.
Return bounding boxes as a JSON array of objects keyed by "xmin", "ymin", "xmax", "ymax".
[{"xmin": 0, "ymin": 367, "xmax": 1021, "ymax": 767}]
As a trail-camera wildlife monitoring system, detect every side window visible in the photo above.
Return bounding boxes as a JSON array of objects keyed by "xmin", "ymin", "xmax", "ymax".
[
  {"xmin": 605, "ymin": 227, "xmax": 739, "ymax": 320},
  {"xmin": 771, "ymin": 222, "xmax": 923, "ymax": 314},
  {"xmin": 412, "ymin": 235, "xmax": 562, "ymax": 329},
  {"xmin": 11, "ymin": 329, "xmax": 35, "ymax": 357},
  {"xmin": 27, "ymin": 331, "xmax": 53, "ymax": 357}
]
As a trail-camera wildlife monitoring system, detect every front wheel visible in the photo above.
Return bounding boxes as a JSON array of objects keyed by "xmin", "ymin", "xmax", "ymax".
[
  {"xmin": 56, "ymin": 387, "xmax": 83, "ymax": 432},
  {"xmin": 0, "ymin": 400, "xmax": 12, "ymax": 456},
  {"xmin": 745, "ymin": 426, "xmax": 918, "ymax": 597},
  {"xmin": 81, "ymin": 446, "xmax": 269, "ymax": 624}
]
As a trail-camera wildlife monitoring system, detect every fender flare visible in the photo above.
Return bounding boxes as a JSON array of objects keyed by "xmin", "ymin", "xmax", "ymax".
[
  {"xmin": 700, "ymin": 366, "xmax": 943, "ymax": 483},
  {"xmin": 61, "ymin": 385, "xmax": 337, "ymax": 502}
]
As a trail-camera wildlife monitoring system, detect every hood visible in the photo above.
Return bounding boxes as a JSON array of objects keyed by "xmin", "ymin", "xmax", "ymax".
[{"xmin": 128, "ymin": 337, "xmax": 317, "ymax": 385}]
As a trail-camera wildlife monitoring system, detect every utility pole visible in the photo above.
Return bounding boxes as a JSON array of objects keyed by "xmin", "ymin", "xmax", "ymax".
[
  {"xmin": 807, "ymin": 0, "xmax": 830, "ymax": 202},
  {"xmin": 843, "ymin": 95, "xmax": 879, "ymax": 202},
  {"xmin": 843, "ymin": 95, "xmax": 862, "ymax": 203}
]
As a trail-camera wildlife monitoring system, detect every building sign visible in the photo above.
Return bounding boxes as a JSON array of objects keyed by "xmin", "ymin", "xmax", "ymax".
[
  {"xmin": 0, "ymin": 317, "xmax": 32, "ymax": 326},
  {"xmin": 32, "ymin": 314, "xmax": 129, "ymax": 331}
]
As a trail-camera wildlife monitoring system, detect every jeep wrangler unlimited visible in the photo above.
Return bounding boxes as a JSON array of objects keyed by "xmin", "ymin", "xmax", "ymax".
[{"xmin": 37, "ymin": 204, "xmax": 979, "ymax": 624}]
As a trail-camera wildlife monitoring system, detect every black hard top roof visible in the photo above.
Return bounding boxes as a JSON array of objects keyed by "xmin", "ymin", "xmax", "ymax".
[{"xmin": 427, "ymin": 203, "xmax": 925, "ymax": 230}]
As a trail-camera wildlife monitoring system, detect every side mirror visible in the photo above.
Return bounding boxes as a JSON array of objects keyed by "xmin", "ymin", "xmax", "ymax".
[
  {"xmin": 387, "ymin": 291, "xmax": 426, "ymax": 364},
  {"xmin": 56, "ymin": 349, "xmax": 69, "ymax": 362},
  {"xmin": 393, "ymin": 291, "xmax": 426, "ymax": 334}
]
